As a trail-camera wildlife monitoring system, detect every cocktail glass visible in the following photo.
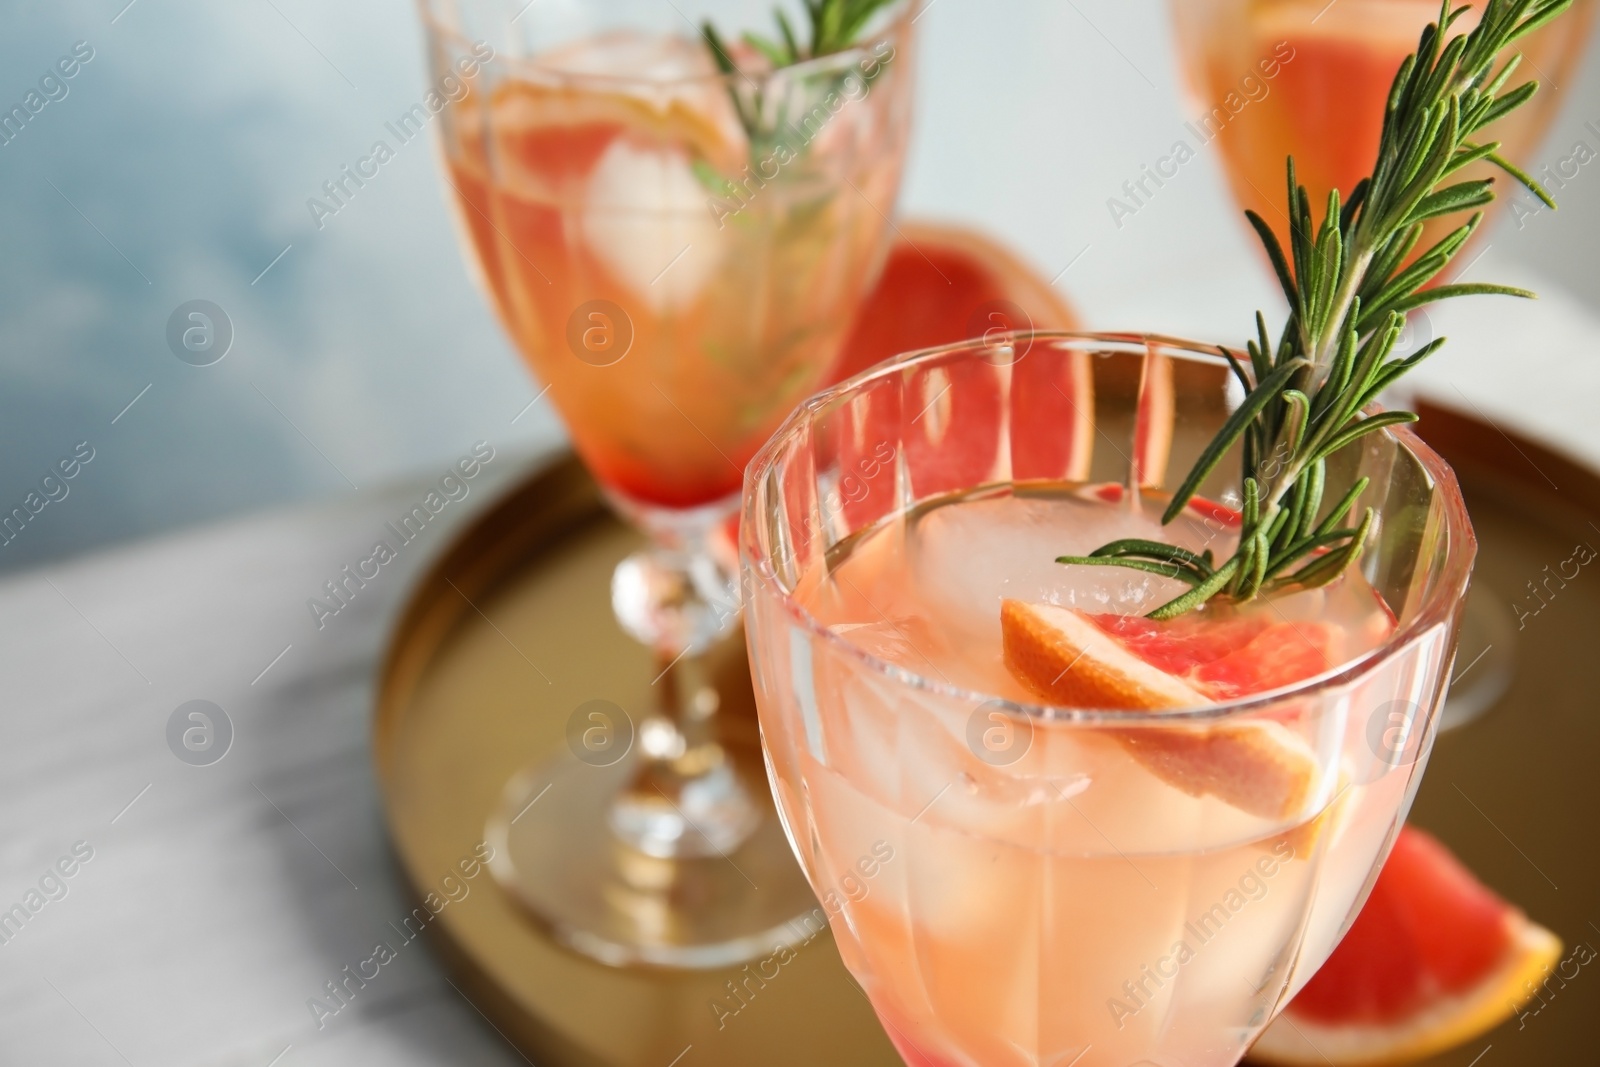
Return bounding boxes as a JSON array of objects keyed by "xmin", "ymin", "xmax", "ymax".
[
  {"xmin": 418, "ymin": 0, "xmax": 919, "ymax": 966},
  {"xmin": 1165, "ymin": 0, "xmax": 1587, "ymax": 726},
  {"xmin": 1168, "ymin": 0, "xmax": 1593, "ymax": 266},
  {"xmin": 741, "ymin": 333, "xmax": 1475, "ymax": 1065}
]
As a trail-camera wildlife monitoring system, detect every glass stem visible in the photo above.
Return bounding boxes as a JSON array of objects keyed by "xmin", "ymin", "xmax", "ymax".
[{"xmin": 607, "ymin": 496, "xmax": 759, "ymax": 859}]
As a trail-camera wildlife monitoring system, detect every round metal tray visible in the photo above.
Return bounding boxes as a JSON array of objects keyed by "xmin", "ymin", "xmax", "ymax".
[{"xmin": 373, "ymin": 402, "xmax": 1600, "ymax": 1066}]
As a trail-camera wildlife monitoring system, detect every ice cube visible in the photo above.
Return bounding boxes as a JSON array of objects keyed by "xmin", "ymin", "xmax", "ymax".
[
  {"xmin": 832, "ymin": 615, "xmax": 950, "ymax": 678},
  {"xmin": 517, "ymin": 31, "xmax": 741, "ymax": 310},
  {"xmin": 910, "ymin": 494, "xmax": 1193, "ymax": 647},
  {"xmin": 581, "ymin": 138, "xmax": 721, "ymax": 308},
  {"xmin": 539, "ymin": 30, "xmax": 716, "ymax": 83}
]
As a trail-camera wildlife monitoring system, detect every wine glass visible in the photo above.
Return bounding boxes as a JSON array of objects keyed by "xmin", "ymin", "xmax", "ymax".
[
  {"xmin": 418, "ymin": 0, "xmax": 920, "ymax": 967},
  {"xmin": 1167, "ymin": 0, "xmax": 1592, "ymax": 727},
  {"xmin": 1169, "ymin": 0, "xmax": 1594, "ymax": 264},
  {"xmin": 741, "ymin": 333, "xmax": 1474, "ymax": 1066}
]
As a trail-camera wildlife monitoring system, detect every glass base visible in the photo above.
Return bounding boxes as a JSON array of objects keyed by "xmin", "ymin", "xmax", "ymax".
[{"xmin": 485, "ymin": 746, "xmax": 820, "ymax": 969}]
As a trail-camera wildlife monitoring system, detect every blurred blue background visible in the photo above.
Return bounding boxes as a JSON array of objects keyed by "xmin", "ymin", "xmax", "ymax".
[{"xmin": 4, "ymin": 0, "xmax": 1598, "ymax": 573}]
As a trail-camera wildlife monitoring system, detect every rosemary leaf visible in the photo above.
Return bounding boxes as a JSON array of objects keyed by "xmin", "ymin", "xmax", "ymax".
[
  {"xmin": 1054, "ymin": 556, "xmax": 1207, "ymax": 587},
  {"xmin": 1061, "ymin": 0, "xmax": 1574, "ymax": 616},
  {"xmin": 1160, "ymin": 359, "xmax": 1308, "ymax": 524}
]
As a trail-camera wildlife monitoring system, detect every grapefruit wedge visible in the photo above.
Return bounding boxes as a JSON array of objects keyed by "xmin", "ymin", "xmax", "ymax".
[
  {"xmin": 833, "ymin": 220, "xmax": 1081, "ymax": 380},
  {"xmin": 487, "ymin": 34, "xmax": 747, "ymax": 180},
  {"xmin": 825, "ymin": 222, "xmax": 1095, "ymax": 524},
  {"xmin": 1251, "ymin": 826, "xmax": 1564, "ymax": 1065},
  {"xmin": 1000, "ymin": 600, "xmax": 1328, "ymax": 820}
]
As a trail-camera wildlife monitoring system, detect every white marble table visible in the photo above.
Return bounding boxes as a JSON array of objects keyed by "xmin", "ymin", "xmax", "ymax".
[{"xmin": 0, "ymin": 454, "xmax": 548, "ymax": 1067}]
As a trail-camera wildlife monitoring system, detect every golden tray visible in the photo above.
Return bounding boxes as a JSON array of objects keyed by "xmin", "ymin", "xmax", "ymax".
[{"xmin": 373, "ymin": 401, "xmax": 1600, "ymax": 1066}]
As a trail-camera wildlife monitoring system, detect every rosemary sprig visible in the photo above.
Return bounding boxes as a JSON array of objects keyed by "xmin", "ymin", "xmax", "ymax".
[
  {"xmin": 701, "ymin": 0, "xmax": 898, "ymax": 142},
  {"xmin": 705, "ymin": 0, "xmax": 898, "ymax": 69},
  {"xmin": 1059, "ymin": 0, "xmax": 1572, "ymax": 620}
]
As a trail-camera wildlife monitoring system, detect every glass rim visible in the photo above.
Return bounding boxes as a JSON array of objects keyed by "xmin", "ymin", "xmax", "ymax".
[
  {"xmin": 739, "ymin": 329, "xmax": 1477, "ymax": 726},
  {"xmin": 417, "ymin": 0, "xmax": 918, "ymax": 91}
]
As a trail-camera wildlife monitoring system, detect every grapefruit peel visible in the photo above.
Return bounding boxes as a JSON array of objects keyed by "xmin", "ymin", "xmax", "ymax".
[
  {"xmin": 999, "ymin": 599, "xmax": 1320, "ymax": 821},
  {"xmin": 1251, "ymin": 827, "xmax": 1565, "ymax": 1066}
]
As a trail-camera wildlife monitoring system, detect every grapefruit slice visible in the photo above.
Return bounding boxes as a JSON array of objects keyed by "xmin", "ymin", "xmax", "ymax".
[
  {"xmin": 1251, "ymin": 826, "xmax": 1564, "ymax": 1065},
  {"xmin": 826, "ymin": 222, "xmax": 1094, "ymax": 526},
  {"xmin": 1000, "ymin": 600, "xmax": 1326, "ymax": 820},
  {"xmin": 488, "ymin": 33, "xmax": 747, "ymax": 189},
  {"xmin": 833, "ymin": 221, "xmax": 1082, "ymax": 380}
]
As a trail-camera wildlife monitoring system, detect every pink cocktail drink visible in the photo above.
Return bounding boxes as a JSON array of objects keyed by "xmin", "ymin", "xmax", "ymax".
[
  {"xmin": 1169, "ymin": 0, "xmax": 1594, "ymax": 272},
  {"xmin": 741, "ymin": 334, "xmax": 1475, "ymax": 1066},
  {"xmin": 436, "ymin": 28, "xmax": 912, "ymax": 509}
]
